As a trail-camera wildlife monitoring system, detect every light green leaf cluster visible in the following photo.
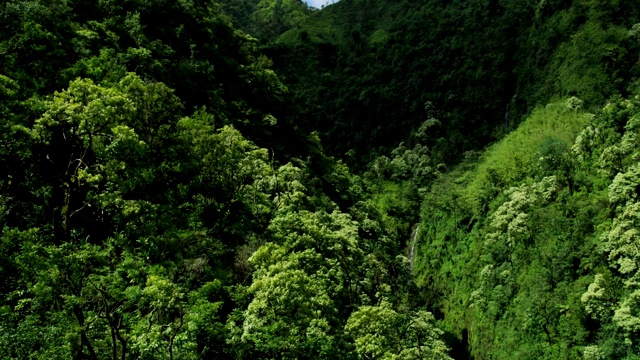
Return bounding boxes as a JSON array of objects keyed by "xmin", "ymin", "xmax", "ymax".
[
  {"xmin": 345, "ymin": 303, "xmax": 399, "ymax": 359},
  {"xmin": 231, "ymin": 197, "xmax": 453, "ymax": 358},
  {"xmin": 179, "ymin": 116, "xmax": 306, "ymax": 219},
  {"xmin": 598, "ymin": 109, "xmax": 640, "ymax": 177},
  {"xmin": 581, "ymin": 274, "xmax": 613, "ymax": 322},
  {"xmin": 597, "ymin": 169, "xmax": 640, "ymax": 345},
  {"xmin": 0, "ymin": 74, "xmax": 18, "ymax": 97},
  {"xmin": 345, "ymin": 303, "xmax": 452, "ymax": 360},
  {"xmin": 234, "ymin": 209, "xmax": 364, "ymax": 356},
  {"xmin": 612, "ymin": 290, "xmax": 640, "ymax": 345},
  {"xmin": 609, "ymin": 164, "xmax": 640, "ymax": 208},
  {"xmin": 572, "ymin": 125, "xmax": 602, "ymax": 162},
  {"xmin": 600, "ymin": 202, "xmax": 640, "ymax": 276},
  {"xmin": 241, "ymin": 255, "xmax": 335, "ymax": 355},
  {"xmin": 388, "ymin": 143, "xmax": 433, "ymax": 182},
  {"xmin": 583, "ymin": 345, "xmax": 606, "ymax": 360},
  {"xmin": 565, "ymin": 96, "xmax": 585, "ymax": 111},
  {"xmin": 33, "ymin": 78, "xmax": 135, "ymax": 146},
  {"xmin": 577, "ymin": 96, "xmax": 640, "ymax": 350},
  {"xmin": 485, "ymin": 176, "xmax": 557, "ymax": 251}
]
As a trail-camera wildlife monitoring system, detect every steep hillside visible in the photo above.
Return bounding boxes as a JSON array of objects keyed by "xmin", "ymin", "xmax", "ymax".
[
  {"xmin": 415, "ymin": 94, "xmax": 640, "ymax": 359},
  {"xmin": 268, "ymin": 0, "xmax": 640, "ymax": 167},
  {"xmin": 265, "ymin": 0, "xmax": 640, "ymax": 358},
  {"xmin": 218, "ymin": 0, "xmax": 312, "ymax": 41}
]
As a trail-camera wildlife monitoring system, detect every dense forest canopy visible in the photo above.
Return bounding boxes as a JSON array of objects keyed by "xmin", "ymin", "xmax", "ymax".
[
  {"xmin": 2, "ymin": 0, "xmax": 640, "ymax": 359},
  {"xmin": 268, "ymin": 0, "xmax": 640, "ymax": 167}
]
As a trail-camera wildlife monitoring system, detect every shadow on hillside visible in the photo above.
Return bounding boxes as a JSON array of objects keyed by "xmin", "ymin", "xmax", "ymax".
[{"xmin": 443, "ymin": 329, "xmax": 474, "ymax": 360}]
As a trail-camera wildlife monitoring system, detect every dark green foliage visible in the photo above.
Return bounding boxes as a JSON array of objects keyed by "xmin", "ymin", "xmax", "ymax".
[
  {"xmin": 0, "ymin": 0, "xmax": 303, "ymax": 157},
  {"xmin": 0, "ymin": 1, "xmax": 448, "ymax": 357},
  {"xmin": 4, "ymin": 0, "xmax": 640, "ymax": 358},
  {"xmin": 267, "ymin": 0, "xmax": 640, "ymax": 169}
]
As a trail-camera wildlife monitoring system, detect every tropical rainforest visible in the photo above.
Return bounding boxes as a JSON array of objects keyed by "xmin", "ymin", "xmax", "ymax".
[{"xmin": 2, "ymin": 0, "xmax": 640, "ymax": 359}]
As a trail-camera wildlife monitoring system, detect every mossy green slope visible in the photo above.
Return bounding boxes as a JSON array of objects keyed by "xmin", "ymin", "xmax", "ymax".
[{"xmin": 416, "ymin": 95, "xmax": 640, "ymax": 359}]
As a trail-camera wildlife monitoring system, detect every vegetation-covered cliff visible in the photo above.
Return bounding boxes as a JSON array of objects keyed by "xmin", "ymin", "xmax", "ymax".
[{"xmin": 269, "ymin": 0, "xmax": 640, "ymax": 167}]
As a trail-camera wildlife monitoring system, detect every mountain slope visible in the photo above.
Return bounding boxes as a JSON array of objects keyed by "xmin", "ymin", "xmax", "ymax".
[
  {"xmin": 416, "ymin": 94, "xmax": 640, "ymax": 359},
  {"xmin": 219, "ymin": 0, "xmax": 312, "ymax": 41},
  {"xmin": 268, "ymin": 0, "xmax": 640, "ymax": 167}
]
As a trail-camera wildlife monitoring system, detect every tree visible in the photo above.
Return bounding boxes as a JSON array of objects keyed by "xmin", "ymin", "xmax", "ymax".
[{"xmin": 345, "ymin": 302, "xmax": 452, "ymax": 360}]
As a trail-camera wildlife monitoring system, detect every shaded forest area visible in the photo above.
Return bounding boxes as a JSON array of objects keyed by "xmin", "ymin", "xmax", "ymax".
[
  {"xmin": 2, "ymin": 0, "xmax": 640, "ymax": 359},
  {"xmin": 269, "ymin": 0, "xmax": 640, "ymax": 167}
]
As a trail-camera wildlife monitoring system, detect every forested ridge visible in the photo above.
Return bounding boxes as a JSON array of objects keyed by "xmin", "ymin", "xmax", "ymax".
[{"xmin": 2, "ymin": 0, "xmax": 640, "ymax": 359}]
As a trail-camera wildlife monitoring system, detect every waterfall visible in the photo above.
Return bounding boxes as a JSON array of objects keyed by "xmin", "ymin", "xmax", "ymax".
[
  {"xmin": 410, "ymin": 225, "xmax": 419, "ymax": 273},
  {"xmin": 504, "ymin": 93, "xmax": 517, "ymax": 129}
]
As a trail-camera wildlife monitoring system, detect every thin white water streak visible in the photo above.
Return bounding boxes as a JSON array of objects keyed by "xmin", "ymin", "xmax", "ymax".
[{"xmin": 410, "ymin": 225, "xmax": 419, "ymax": 273}]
